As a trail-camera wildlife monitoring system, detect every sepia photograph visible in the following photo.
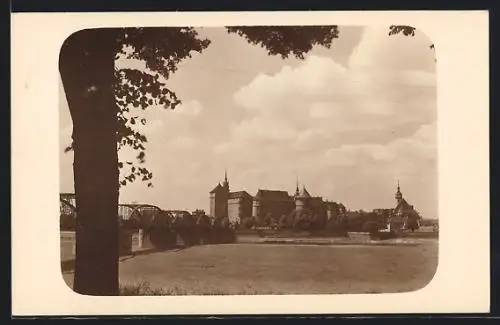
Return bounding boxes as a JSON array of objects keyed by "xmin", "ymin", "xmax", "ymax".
[
  {"xmin": 11, "ymin": 10, "xmax": 489, "ymax": 315},
  {"xmin": 59, "ymin": 25, "xmax": 439, "ymax": 296}
]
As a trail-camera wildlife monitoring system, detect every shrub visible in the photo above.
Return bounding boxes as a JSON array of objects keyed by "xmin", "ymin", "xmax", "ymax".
[
  {"xmin": 310, "ymin": 213, "xmax": 326, "ymax": 231},
  {"xmin": 120, "ymin": 281, "xmax": 167, "ymax": 296},
  {"xmin": 211, "ymin": 217, "xmax": 236, "ymax": 244},
  {"xmin": 119, "ymin": 281, "xmax": 273, "ymax": 296},
  {"xmin": 278, "ymin": 214, "xmax": 287, "ymax": 229},
  {"xmin": 145, "ymin": 226, "xmax": 177, "ymax": 250},
  {"xmin": 293, "ymin": 210, "xmax": 313, "ymax": 231},
  {"xmin": 406, "ymin": 218, "xmax": 420, "ymax": 232},
  {"xmin": 362, "ymin": 221, "xmax": 380, "ymax": 234},
  {"xmin": 241, "ymin": 216, "xmax": 255, "ymax": 229},
  {"xmin": 173, "ymin": 213, "xmax": 199, "ymax": 246},
  {"xmin": 196, "ymin": 214, "xmax": 212, "ymax": 244},
  {"xmin": 325, "ymin": 219, "xmax": 348, "ymax": 237}
]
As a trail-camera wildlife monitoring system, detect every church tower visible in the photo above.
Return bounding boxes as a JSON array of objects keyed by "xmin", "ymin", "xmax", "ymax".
[{"xmin": 395, "ymin": 180, "xmax": 403, "ymax": 205}]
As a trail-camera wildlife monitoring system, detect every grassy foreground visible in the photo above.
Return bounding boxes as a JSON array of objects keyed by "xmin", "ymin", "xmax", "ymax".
[{"xmin": 62, "ymin": 242, "xmax": 438, "ymax": 295}]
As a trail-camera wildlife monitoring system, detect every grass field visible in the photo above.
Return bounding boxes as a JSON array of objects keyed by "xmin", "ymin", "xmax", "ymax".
[{"xmin": 62, "ymin": 241, "xmax": 438, "ymax": 295}]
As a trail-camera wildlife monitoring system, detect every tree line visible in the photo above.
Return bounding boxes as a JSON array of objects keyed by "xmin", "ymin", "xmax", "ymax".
[{"xmin": 238, "ymin": 208, "xmax": 395, "ymax": 234}]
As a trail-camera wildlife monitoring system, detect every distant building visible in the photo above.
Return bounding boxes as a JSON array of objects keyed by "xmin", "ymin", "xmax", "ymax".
[
  {"xmin": 209, "ymin": 170, "xmax": 344, "ymax": 225},
  {"xmin": 388, "ymin": 181, "xmax": 422, "ymax": 232}
]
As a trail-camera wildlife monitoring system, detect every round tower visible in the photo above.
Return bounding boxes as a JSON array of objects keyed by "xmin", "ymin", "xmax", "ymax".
[{"xmin": 295, "ymin": 185, "xmax": 311, "ymax": 213}]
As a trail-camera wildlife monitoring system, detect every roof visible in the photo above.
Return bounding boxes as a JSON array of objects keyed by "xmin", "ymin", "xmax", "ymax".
[
  {"xmin": 228, "ymin": 191, "xmax": 252, "ymax": 199},
  {"xmin": 210, "ymin": 183, "xmax": 223, "ymax": 193},
  {"xmin": 394, "ymin": 198, "xmax": 416, "ymax": 214},
  {"xmin": 254, "ymin": 189, "xmax": 292, "ymax": 201},
  {"xmin": 297, "ymin": 186, "xmax": 311, "ymax": 198}
]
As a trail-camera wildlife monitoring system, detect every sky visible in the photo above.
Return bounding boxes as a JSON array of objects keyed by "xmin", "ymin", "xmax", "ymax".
[{"xmin": 59, "ymin": 25, "xmax": 437, "ymax": 218}]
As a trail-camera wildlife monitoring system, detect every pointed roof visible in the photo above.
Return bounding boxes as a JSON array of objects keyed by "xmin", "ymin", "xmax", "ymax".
[
  {"xmin": 394, "ymin": 198, "xmax": 416, "ymax": 214},
  {"xmin": 395, "ymin": 180, "xmax": 403, "ymax": 200},
  {"xmin": 297, "ymin": 186, "xmax": 311, "ymax": 198},
  {"xmin": 222, "ymin": 169, "xmax": 229, "ymax": 189},
  {"xmin": 210, "ymin": 183, "xmax": 223, "ymax": 193}
]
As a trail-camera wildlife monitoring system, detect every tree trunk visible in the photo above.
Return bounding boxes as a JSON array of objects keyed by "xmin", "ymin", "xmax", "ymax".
[{"xmin": 59, "ymin": 29, "xmax": 120, "ymax": 295}]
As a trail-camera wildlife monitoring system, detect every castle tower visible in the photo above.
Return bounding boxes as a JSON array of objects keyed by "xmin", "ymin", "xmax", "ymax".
[
  {"xmin": 209, "ymin": 170, "xmax": 230, "ymax": 218},
  {"xmin": 295, "ymin": 185, "xmax": 311, "ymax": 213},
  {"xmin": 395, "ymin": 180, "xmax": 403, "ymax": 205},
  {"xmin": 209, "ymin": 182, "xmax": 222, "ymax": 217}
]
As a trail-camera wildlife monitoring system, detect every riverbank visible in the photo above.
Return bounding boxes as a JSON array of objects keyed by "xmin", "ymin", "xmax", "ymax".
[{"xmin": 236, "ymin": 234, "xmax": 437, "ymax": 246}]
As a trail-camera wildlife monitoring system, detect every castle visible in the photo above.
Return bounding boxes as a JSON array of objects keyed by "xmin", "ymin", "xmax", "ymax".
[{"xmin": 209, "ymin": 170, "xmax": 345, "ymax": 225}]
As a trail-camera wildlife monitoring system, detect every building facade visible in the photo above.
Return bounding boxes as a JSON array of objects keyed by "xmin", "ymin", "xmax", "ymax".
[
  {"xmin": 228, "ymin": 190, "xmax": 253, "ymax": 223},
  {"xmin": 209, "ymin": 171, "xmax": 342, "ymax": 225}
]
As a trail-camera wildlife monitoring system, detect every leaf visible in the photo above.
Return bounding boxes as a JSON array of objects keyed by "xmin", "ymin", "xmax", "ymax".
[
  {"xmin": 122, "ymin": 27, "xmax": 211, "ymax": 80},
  {"xmin": 388, "ymin": 25, "xmax": 416, "ymax": 37},
  {"xmin": 226, "ymin": 26, "xmax": 339, "ymax": 60},
  {"xmin": 64, "ymin": 145, "xmax": 73, "ymax": 153},
  {"xmin": 137, "ymin": 151, "xmax": 146, "ymax": 163}
]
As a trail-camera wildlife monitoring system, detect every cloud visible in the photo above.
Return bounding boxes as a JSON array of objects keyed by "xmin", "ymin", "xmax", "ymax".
[
  {"xmin": 224, "ymin": 53, "xmax": 436, "ymax": 155},
  {"xmin": 234, "ymin": 56, "xmax": 348, "ymax": 114},
  {"xmin": 324, "ymin": 123, "xmax": 436, "ymax": 166},
  {"xmin": 173, "ymin": 100, "xmax": 203, "ymax": 116},
  {"xmin": 169, "ymin": 136, "xmax": 196, "ymax": 149},
  {"xmin": 212, "ymin": 26, "xmax": 437, "ymax": 217},
  {"xmin": 348, "ymin": 25, "xmax": 436, "ymax": 72}
]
